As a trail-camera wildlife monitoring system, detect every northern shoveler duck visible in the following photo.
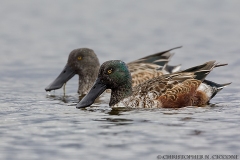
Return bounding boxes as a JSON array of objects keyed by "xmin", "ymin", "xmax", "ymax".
[
  {"xmin": 45, "ymin": 47, "xmax": 181, "ymax": 95},
  {"xmin": 76, "ymin": 60, "xmax": 231, "ymax": 108}
]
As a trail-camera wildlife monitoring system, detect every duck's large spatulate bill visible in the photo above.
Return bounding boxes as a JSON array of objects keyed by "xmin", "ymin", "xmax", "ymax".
[
  {"xmin": 76, "ymin": 78, "xmax": 107, "ymax": 108},
  {"xmin": 45, "ymin": 64, "xmax": 76, "ymax": 91}
]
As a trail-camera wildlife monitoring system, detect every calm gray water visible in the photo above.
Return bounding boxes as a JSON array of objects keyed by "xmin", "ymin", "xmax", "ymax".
[{"xmin": 0, "ymin": 0, "xmax": 240, "ymax": 160}]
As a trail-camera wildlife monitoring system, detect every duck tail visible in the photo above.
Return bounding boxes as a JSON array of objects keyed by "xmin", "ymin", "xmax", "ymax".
[
  {"xmin": 182, "ymin": 61, "xmax": 229, "ymax": 82},
  {"xmin": 203, "ymin": 80, "xmax": 232, "ymax": 99}
]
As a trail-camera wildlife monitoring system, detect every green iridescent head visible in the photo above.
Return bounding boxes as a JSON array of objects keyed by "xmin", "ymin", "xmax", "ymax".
[
  {"xmin": 76, "ymin": 60, "xmax": 132, "ymax": 108},
  {"xmin": 98, "ymin": 60, "xmax": 132, "ymax": 89}
]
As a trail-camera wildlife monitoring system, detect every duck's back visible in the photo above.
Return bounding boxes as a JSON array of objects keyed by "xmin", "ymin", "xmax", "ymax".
[
  {"xmin": 113, "ymin": 72, "xmax": 199, "ymax": 108},
  {"xmin": 113, "ymin": 61, "xmax": 226, "ymax": 108}
]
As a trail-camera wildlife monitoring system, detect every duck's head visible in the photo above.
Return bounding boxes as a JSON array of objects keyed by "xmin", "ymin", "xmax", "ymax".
[
  {"xmin": 45, "ymin": 48, "xmax": 100, "ymax": 94},
  {"xmin": 76, "ymin": 60, "xmax": 132, "ymax": 108}
]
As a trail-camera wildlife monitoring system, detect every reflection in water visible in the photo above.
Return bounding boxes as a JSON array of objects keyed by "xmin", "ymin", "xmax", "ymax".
[
  {"xmin": 46, "ymin": 94, "xmax": 78, "ymax": 103},
  {"xmin": 181, "ymin": 117, "xmax": 193, "ymax": 121},
  {"xmin": 95, "ymin": 117, "xmax": 134, "ymax": 126},
  {"xmin": 107, "ymin": 107, "xmax": 133, "ymax": 115},
  {"xmin": 46, "ymin": 93, "xmax": 104, "ymax": 104},
  {"xmin": 190, "ymin": 130, "xmax": 203, "ymax": 136}
]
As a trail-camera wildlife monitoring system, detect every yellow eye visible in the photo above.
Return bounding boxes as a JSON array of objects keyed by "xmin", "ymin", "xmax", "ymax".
[
  {"xmin": 107, "ymin": 69, "xmax": 112, "ymax": 74},
  {"xmin": 77, "ymin": 56, "xmax": 82, "ymax": 60}
]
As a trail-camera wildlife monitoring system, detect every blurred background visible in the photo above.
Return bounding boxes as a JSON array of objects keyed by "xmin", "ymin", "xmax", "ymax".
[
  {"xmin": 0, "ymin": 1, "xmax": 239, "ymax": 160},
  {"xmin": 1, "ymin": 0, "xmax": 239, "ymax": 91}
]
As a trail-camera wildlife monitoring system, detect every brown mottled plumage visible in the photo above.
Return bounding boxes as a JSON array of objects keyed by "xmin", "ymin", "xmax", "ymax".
[
  {"xmin": 120, "ymin": 69, "xmax": 210, "ymax": 108},
  {"xmin": 76, "ymin": 60, "xmax": 231, "ymax": 109},
  {"xmin": 128, "ymin": 46, "xmax": 181, "ymax": 86},
  {"xmin": 129, "ymin": 63, "xmax": 165, "ymax": 87}
]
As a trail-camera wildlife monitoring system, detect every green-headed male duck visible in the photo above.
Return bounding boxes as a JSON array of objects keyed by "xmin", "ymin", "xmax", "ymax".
[{"xmin": 76, "ymin": 60, "xmax": 231, "ymax": 108}]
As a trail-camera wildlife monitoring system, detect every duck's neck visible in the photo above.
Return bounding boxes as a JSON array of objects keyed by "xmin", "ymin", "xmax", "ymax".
[
  {"xmin": 109, "ymin": 81, "xmax": 132, "ymax": 107},
  {"xmin": 78, "ymin": 68, "xmax": 99, "ymax": 95}
]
